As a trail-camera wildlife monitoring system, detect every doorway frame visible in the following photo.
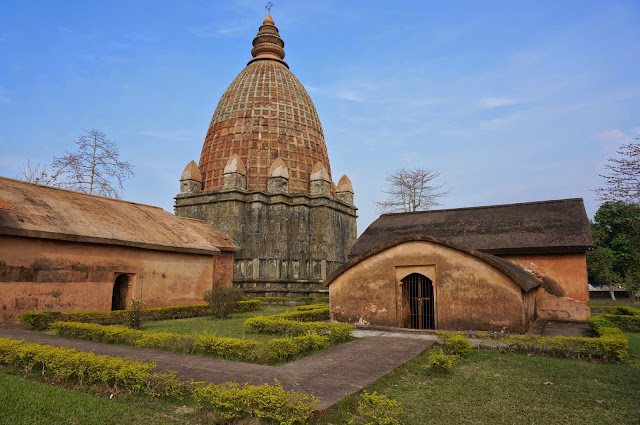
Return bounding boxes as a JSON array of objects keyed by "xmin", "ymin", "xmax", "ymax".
[
  {"xmin": 111, "ymin": 272, "xmax": 135, "ymax": 311},
  {"xmin": 394, "ymin": 265, "xmax": 437, "ymax": 329}
]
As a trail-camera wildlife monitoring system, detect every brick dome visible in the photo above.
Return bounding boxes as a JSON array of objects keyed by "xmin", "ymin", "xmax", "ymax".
[{"xmin": 198, "ymin": 14, "xmax": 332, "ymax": 194}]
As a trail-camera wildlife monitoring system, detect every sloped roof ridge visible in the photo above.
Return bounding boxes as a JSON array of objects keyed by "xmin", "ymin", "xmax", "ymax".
[
  {"xmin": 0, "ymin": 176, "xmax": 163, "ymax": 210},
  {"xmin": 380, "ymin": 198, "xmax": 584, "ymax": 217},
  {"xmin": 325, "ymin": 234, "xmax": 542, "ymax": 292}
]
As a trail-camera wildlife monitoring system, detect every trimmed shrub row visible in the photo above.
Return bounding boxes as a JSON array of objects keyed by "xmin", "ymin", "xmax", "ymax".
[
  {"xmin": 590, "ymin": 305, "xmax": 640, "ymax": 316},
  {"xmin": 600, "ymin": 314, "xmax": 640, "ymax": 331},
  {"xmin": 244, "ymin": 316, "xmax": 354, "ymax": 343},
  {"xmin": 0, "ymin": 337, "xmax": 318, "ymax": 421},
  {"xmin": 254, "ymin": 297, "xmax": 291, "ymax": 305},
  {"xmin": 265, "ymin": 333, "xmax": 331, "ymax": 362},
  {"xmin": 0, "ymin": 337, "xmax": 183, "ymax": 397},
  {"xmin": 499, "ymin": 316, "xmax": 629, "ymax": 362},
  {"xmin": 18, "ymin": 300, "xmax": 261, "ymax": 331},
  {"xmin": 191, "ymin": 379, "xmax": 317, "ymax": 424},
  {"xmin": 273, "ymin": 305, "xmax": 330, "ymax": 322},
  {"xmin": 591, "ymin": 305, "xmax": 640, "ymax": 332},
  {"xmin": 50, "ymin": 321, "xmax": 336, "ymax": 364},
  {"xmin": 51, "ymin": 321, "xmax": 260, "ymax": 362}
]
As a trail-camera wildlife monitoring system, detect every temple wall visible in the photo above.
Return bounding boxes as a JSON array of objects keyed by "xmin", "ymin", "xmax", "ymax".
[
  {"xmin": 175, "ymin": 190, "xmax": 357, "ymax": 297},
  {"xmin": 502, "ymin": 253, "xmax": 590, "ymax": 321},
  {"xmin": 0, "ymin": 235, "xmax": 232, "ymax": 323},
  {"xmin": 328, "ymin": 241, "xmax": 534, "ymax": 333}
]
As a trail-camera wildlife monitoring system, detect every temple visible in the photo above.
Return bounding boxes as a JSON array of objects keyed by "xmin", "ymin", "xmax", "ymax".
[{"xmin": 175, "ymin": 13, "xmax": 357, "ymax": 298}]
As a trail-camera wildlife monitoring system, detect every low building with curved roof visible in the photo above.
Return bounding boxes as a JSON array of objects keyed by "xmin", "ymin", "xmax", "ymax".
[
  {"xmin": 0, "ymin": 176, "xmax": 236, "ymax": 323},
  {"xmin": 325, "ymin": 199, "xmax": 593, "ymax": 332}
]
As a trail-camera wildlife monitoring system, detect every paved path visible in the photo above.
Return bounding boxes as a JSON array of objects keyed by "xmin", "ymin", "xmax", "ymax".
[{"xmin": 0, "ymin": 327, "xmax": 432, "ymax": 410}]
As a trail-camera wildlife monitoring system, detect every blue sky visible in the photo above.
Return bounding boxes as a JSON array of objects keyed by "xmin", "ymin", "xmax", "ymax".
[{"xmin": 1, "ymin": 0, "xmax": 639, "ymax": 233}]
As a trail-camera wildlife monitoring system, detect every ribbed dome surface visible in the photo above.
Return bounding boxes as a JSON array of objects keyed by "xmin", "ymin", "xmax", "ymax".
[{"xmin": 198, "ymin": 15, "xmax": 331, "ymax": 194}]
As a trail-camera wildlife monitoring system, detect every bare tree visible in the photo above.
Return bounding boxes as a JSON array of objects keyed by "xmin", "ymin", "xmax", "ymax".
[
  {"xmin": 596, "ymin": 136, "xmax": 640, "ymax": 204},
  {"xmin": 52, "ymin": 129, "xmax": 134, "ymax": 199},
  {"xmin": 375, "ymin": 167, "xmax": 449, "ymax": 213},
  {"xmin": 17, "ymin": 159, "xmax": 60, "ymax": 186}
]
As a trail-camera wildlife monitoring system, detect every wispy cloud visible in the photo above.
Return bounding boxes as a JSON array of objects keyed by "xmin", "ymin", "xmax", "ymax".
[
  {"xmin": 187, "ymin": 23, "xmax": 250, "ymax": 38},
  {"xmin": 474, "ymin": 96, "xmax": 526, "ymax": 109},
  {"xmin": 56, "ymin": 26, "xmax": 71, "ymax": 33},
  {"xmin": 593, "ymin": 128, "xmax": 639, "ymax": 145}
]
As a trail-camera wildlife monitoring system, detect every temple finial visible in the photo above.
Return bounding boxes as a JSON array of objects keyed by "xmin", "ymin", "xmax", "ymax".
[{"xmin": 248, "ymin": 2, "xmax": 288, "ymax": 68}]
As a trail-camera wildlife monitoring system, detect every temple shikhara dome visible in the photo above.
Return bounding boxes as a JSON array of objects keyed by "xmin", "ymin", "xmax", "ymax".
[
  {"xmin": 175, "ymin": 12, "xmax": 357, "ymax": 298},
  {"xmin": 198, "ymin": 13, "xmax": 332, "ymax": 194}
]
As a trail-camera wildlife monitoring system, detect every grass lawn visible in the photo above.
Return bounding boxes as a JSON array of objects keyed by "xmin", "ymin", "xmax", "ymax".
[
  {"xmin": 138, "ymin": 305, "xmax": 292, "ymax": 342},
  {"xmin": 0, "ymin": 370, "xmax": 198, "ymax": 425},
  {"xmin": 315, "ymin": 333, "xmax": 640, "ymax": 425}
]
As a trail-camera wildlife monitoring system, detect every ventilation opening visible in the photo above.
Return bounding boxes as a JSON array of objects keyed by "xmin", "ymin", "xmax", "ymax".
[
  {"xmin": 111, "ymin": 274, "xmax": 130, "ymax": 311},
  {"xmin": 403, "ymin": 273, "xmax": 435, "ymax": 330}
]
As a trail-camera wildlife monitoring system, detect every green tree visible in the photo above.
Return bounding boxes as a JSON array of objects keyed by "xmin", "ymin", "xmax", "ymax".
[{"xmin": 588, "ymin": 201, "xmax": 640, "ymax": 299}]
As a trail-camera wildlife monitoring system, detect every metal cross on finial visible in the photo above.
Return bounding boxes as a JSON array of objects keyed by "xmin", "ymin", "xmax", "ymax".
[{"xmin": 265, "ymin": 2, "xmax": 273, "ymax": 13}]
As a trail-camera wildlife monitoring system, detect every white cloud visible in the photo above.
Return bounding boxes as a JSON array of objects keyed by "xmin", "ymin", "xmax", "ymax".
[
  {"xmin": 56, "ymin": 26, "xmax": 71, "ymax": 33},
  {"xmin": 334, "ymin": 89, "xmax": 367, "ymax": 102},
  {"xmin": 475, "ymin": 96, "xmax": 525, "ymax": 109},
  {"xmin": 594, "ymin": 129, "xmax": 626, "ymax": 144}
]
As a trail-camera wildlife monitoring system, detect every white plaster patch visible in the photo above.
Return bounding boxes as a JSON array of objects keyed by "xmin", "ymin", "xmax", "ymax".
[
  {"xmin": 270, "ymin": 165, "xmax": 289, "ymax": 178},
  {"xmin": 224, "ymin": 158, "xmax": 239, "ymax": 174},
  {"xmin": 310, "ymin": 167, "xmax": 330, "ymax": 182},
  {"xmin": 357, "ymin": 317, "xmax": 370, "ymax": 325}
]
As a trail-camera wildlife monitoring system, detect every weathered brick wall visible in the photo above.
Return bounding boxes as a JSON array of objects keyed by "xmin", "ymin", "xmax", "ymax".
[{"xmin": 175, "ymin": 189, "xmax": 357, "ymax": 297}]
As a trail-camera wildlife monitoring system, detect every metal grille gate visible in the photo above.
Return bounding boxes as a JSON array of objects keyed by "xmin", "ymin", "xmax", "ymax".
[{"xmin": 403, "ymin": 273, "xmax": 435, "ymax": 330}]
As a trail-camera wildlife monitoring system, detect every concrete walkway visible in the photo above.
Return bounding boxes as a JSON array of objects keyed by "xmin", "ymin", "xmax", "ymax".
[{"xmin": 0, "ymin": 327, "xmax": 432, "ymax": 410}]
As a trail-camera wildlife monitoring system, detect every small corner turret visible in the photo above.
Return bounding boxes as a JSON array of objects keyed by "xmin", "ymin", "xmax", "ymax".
[
  {"xmin": 310, "ymin": 161, "xmax": 331, "ymax": 196},
  {"xmin": 179, "ymin": 160, "xmax": 203, "ymax": 194},
  {"xmin": 267, "ymin": 157, "xmax": 289, "ymax": 193},
  {"xmin": 223, "ymin": 154, "xmax": 247, "ymax": 190},
  {"xmin": 336, "ymin": 174, "xmax": 354, "ymax": 205}
]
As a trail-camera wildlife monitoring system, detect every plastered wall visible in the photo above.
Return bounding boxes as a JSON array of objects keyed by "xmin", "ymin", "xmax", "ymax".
[
  {"xmin": 0, "ymin": 235, "xmax": 232, "ymax": 323},
  {"xmin": 329, "ymin": 241, "xmax": 534, "ymax": 333},
  {"xmin": 502, "ymin": 253, "xmax": 590, "ymax": 321}
]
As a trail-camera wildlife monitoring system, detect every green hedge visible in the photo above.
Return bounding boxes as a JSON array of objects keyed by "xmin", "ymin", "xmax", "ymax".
[
  {"xmin": 599, "ymin": 314, "xmax": 640, "ymax": 332},
  {"xmin": 590, "ymin": 305, "xmax": 640, "ymax": 316},
  {"xmin": 18, "ymin": 300, "xmax": 261, "ymax": 331},
  {"xmin": 590, "ymin": 305, "xmax": 640, "ymax": 332},
  {"xmin": 253, "ymin": 297, "xmax": 291, "ymax": 305},
  {"xmin": 0, "ymin": 337, "xmax": 318, "ymax": 418},
  {"xmin": 499, "ymin": 316, "xmax": 629, "ymax": 362},
  {"xmin": 51, "ymin": 321, "xmax": 260, "ymax": 362},
  {"xmin": 265, "ymin": 333, "xmax": 331, "ymax": 362},
  {"xmin": 0, "ymin": 337, "xmax": 183, "ymax": 397},
  {"xmin": 272, "ymin": 306, "xmax": 330, "ymax": 322},
  {"xmin": 244, "ymin": 316, "xmax": 354, "ymax": 343},
  {"xmin": 50, "ymin": 321, "xmax": 335, "ymax": 364},
  {"xmin": 192, "ymin": 379, "xmax": 317, "ymax": 424}
]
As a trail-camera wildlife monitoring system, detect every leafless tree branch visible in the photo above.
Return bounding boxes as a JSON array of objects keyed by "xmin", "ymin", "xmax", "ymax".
[
  {"xmin": 375, "ymin": 167, "xmax": 450, "ymax": 213},
  {"xmin": 51, "ymin": 129, "xmax": 134, "ymax": 199},
  {"xmin": 595, "ymin": 136, "xmax": 640, "ymax": 204}
]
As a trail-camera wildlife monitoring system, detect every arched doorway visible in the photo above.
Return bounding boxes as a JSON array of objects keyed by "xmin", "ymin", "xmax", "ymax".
[
  {"xmin": 402, "ymin": 273, "xmax": 435, "ymax": 329},
  {"xmin": 111, "ymin": 274, "xmax": 129, "ymax": 311}
]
